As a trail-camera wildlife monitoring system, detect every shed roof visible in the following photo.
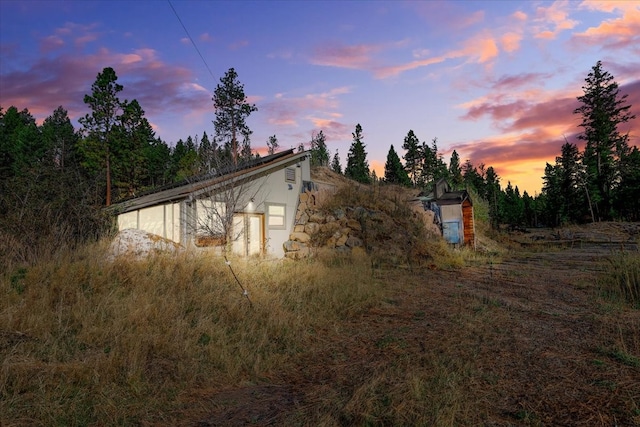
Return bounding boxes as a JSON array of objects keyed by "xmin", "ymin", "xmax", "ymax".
[
  {"xmin": 113, "ymin": 149, "xmax": 307, "ymax": 213},
  {"xmin": 436, "ymin": 190, "xmax": 472, "ymax": 206}
]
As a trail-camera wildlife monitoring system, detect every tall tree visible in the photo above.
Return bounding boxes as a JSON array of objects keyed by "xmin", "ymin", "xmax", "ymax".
[
  {"xmin": 0, "ymin": 106, "xmax": 41, "ymax": 178},
  {"xmin": 212, "ymin": 68, "xmax": 257, "ymax": 166},
  {"xmin": 615, "ymin": 146, "xmax": 640, "ymax": 221},
  {"xmin": 402, "ymin": 130, "xmax": 421, "ymax": 186},
  {"xmin": 485, "ymin": 166, "xmax": 502, "ymax": 229},
  {"xmin": 310, "ymin": 130, "xmax": 329, "ymax": 166},
  {"xmin": 79, "ymin": 67, "xmax": 123, "ymax": 206},
  {"xmin": 557, "ymin": 141, "xmax": 584, "ymax": 223},
  {"xmin": 384, "ymin": 144, "xmax": 411, "ymax": 186},
  {"xmin": 330, "ymin": 149, "xmax": 342, "ymax": 174},
  {"xmin": 344, "ymin": 123, "xmax": 370, "ymax": 183},
  {"xmin": 266, "ymin": 134, "xmax": 279, "ymax": 155},
  {"xmin": 462, "ymin": 159, "xmax": 484, "ymax": 193},
  {"xmin": 112, "ymin": 99, "xmax": 154, "ymax": 198},
  {"xmin": 198, "ymin": 131, "xmax": 214, "ymax": 173},
  {"xmin": 448, "ymin": 150, "xmax": 463, "ymax": 190},
  {"xmin": 574, "ymin": 60, "xmax": 635, "ymax": 220},
  {"xmin": 40, "ymin": 106, "xmax": 79, "ymax": 172}
]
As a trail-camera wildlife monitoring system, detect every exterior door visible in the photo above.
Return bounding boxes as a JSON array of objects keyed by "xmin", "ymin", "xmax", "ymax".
[
  {"xmin": 232, "ymin": 213, "xmax": 264, "ymax": 256},
  {"xmin": 442, "ymin": 221, "xmax": 461, "ymax": 244}
]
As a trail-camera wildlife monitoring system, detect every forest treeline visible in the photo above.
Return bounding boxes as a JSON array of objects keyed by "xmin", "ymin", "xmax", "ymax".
[{"xmin": 1, "ymin": 61, "xmax": 638, "ymax": 265}]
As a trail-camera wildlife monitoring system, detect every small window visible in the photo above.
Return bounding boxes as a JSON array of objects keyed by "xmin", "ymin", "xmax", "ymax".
[
  {"xmin": 285, "ymin": 167, "xmax": 296, "ymax": 183},
  {"xmin": 267, "ymin": 203, "xmax": 286, "ymax": 229}
]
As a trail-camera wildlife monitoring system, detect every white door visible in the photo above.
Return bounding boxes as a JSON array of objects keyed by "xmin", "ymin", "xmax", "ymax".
[{"xmin": 231, "ymin": 214, "xmax": 264, "ymax": 256}]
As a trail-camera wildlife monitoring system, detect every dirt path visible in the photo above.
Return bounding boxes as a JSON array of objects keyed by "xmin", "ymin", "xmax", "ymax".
[{"xmin": 192, "ymin": 241, "xmax": 640, "ymax": 426}]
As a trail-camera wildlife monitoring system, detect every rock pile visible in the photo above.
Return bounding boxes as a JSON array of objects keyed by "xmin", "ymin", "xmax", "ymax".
[
  {"xmin": 282, "ymin": 188, "xmax": 442, "ymax": 260},
  {"xmin": 283, "ymin": 190, "xmax": 366, "ymax": 259}
]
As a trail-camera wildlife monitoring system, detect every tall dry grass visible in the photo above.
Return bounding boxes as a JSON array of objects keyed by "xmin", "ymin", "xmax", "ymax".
[
  {"xmin": 1, "ymin": 242, "xmax": 385, "ymax": 426},
  {"xmin": 601, "ymin": 250, "xmax": 640, "ymax": 306}
]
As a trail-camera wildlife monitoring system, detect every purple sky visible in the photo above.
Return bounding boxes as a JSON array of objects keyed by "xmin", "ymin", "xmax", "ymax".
[{"xmin": 1, "ymin": 0, "xmax": 639, "ymax": 194}]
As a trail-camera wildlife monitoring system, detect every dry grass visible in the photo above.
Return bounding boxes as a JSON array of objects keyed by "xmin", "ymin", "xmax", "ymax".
[
  {"xmin": 0, "ymin": 244, "xmax": 385, "ymax": 426},
  {"xmin": 3, "ymin": 171, "xmax": 639, "ymax": 426},
  {"xmin": 601, "ymin": 250, "xmax": 640, "ymax": 306}
]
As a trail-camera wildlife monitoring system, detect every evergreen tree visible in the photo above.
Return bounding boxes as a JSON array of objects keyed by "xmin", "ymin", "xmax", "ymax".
[
  {"xmin": 503, "ymin": 181, "xmax": 524, "ymax": 228},
  {"xmin": 310, "ymin": 130, "xmax": 329, "ymax": 166},
  {"xmin": 384, "ymin": 144, "xmax": 411, "ymax": 186},
  {"xmin": 485, "ymin": 166, "xmax": 502, "ymax": 229},
  {"xmin": 462, "ymin": 159, "xmax": 484, "ymax": 193},
  {"xmin": 330, "ymin": 149, "xmax": 342, "ymax": 174},
  {"xmin": 541, "ymin": 162, "xmax": 563, "ymax": 226},
  {"xmin": 420, "ymin": 138, "xmax": 448, "ymax": 189},
  {"xmin": 402, "ymin": 130, "xmax": 421, "ymax": 186},
  {"xmin": 345, "ymin": 123, "xmax": 370, "ymax": 183},
  {"xmin": 266, "ymin": 134, "xmax": 279, "ymax": 155},
  {"xmin": 0, "ymin": 106, "xmax": 42, "ymax": 177},
  {"xmin": 448, "ymin": 150, "xmax": 463, "ymax": 190},
  {"xmin": 574, "ymin": 60, "xmax": 635, "ymax": 220},
  {"xmin": 198, "ymin": 131, "xmax": 214, "ymax": 173},
  {"xmin": 41, "ymin": 106, "xmax": 79, "ymax": 172},
  {"xmin": 557, "ymin": 141, "xmax": 585, "ymax": 223},
  {"xmin": 615, "ymin": 146, "xmax": 640, "ymax": 221},
  {"xmin": 78, "ymin": 67, "xmax": 123, "ymax": 206},
  {"xmin": 145, "ymin": 138, "xmax": 171, "ymax": 187},
  {"xmin": 112, "ymin": 99, "xmax": 154, "ymax": 198},
  {"xmin": 212, "ymin": 68, "xmax": 257, "ymax": 166}
]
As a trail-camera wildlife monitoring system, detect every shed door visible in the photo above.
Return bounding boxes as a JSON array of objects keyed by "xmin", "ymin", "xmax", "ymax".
[{"xmin": 443, "ymin": 221, "xmax": 461, "ymax": 244}]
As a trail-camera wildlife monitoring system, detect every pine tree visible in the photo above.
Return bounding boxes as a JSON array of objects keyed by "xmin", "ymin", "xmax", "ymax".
[
  {"xmin": 384, "ymin": 144, "xmax": 411, "ymax": 186},
  {"xmin": 212, "ymin": 68, "xmax": 257, "ymax": 166},
  {"xmin": 112, "ymin": 99, "xmax": 154, "ymax": 198},
  {"xmin": 448, "ymin": 150, "xmax": 463, "ymax": 190},
  {"xmin": 310, "ymin": 130, "xmax": 329, "ymax": 166},
  {"xmin": 79, "ymin": 67, "xmax": 123, "ymax": 206},
  {"xmin": 266, "ymin": 135, "xmax": 279, "ymax": 155},
  {"xmin": 574, "ymin": 60, "xmax": 635, "ymax": 220},
  {"xmin": 330, "ymin": 149, "xmax": 342, "ymax": 174},
  {"xmin": 402, "ymin": 130, "xmax": 421, "ymax": 186},
  {"xmin": 344, "ymin": 123, "xmax": 370, "ymax": 183}
]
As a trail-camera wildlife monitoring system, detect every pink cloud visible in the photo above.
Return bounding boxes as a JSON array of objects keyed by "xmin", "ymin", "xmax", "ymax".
[
  {"xmin": 0, "ymin": 47, "xmax": 211, "ymax": 142},
  {"xmin": 310, "ymin": 41, "xmax": 381, "ymax": 70},
  {"xmin": 411, "ymin": 2, "xmax": 485, "ymax": 31},
  {"xmin": 491, "ymin": 72, "xmax": 547, "ymax": 90},
  {"xmin": 500, "ymin": 32, "xmax": 522, "ymax": 53},
  {"xmin": 39, "ymin": 35, "xmax": 64, "ymax": 53},
  {"xmin": 532, "ymin": 0, "xmax": 578, "ymax": 40},
  {"xmin": 572, "ymin": 2, "xmax": 640, "ymax": 50},
  {"xmin": 260, "ymin": 87, "xmax": 351, "ymax": 130},
  {"xmin": 199, "ymin": 32, "xmax": 212, "ymax": 42}
]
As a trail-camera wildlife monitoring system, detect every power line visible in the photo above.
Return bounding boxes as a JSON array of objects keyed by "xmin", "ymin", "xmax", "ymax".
[{"xmin": 167, "ymin": 0, "xmax": 217, "ymax": 83}]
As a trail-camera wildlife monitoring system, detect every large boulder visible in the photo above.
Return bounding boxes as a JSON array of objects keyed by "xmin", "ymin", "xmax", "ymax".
[{"xmin": 108, "ymin": 229, "xmax": 182, "ymax": 261}]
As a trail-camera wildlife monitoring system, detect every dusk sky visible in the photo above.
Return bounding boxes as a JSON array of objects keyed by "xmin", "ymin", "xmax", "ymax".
[{"xmin": 1, "ymin": 1, "xmax": 639, "ymax": 195}]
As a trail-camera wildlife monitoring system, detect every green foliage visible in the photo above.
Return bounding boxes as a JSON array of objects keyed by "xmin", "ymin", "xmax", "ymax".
[
  {"xmin": 310, "ymin": 130, "xmax": 329, "ymax": 166},
  {"xmin": 574, "ymin": 60, "xmax": 636, "ymax": 221},
  {"xmin": 212, "ymin": 68, "xmax": 257, "ymax": 165},
  {"xmin": 345, "ymin": 124, "xmax": 371, "ymax": 184},
  {"xmin": 383, "ymin": 144, "xmax": 410, "ymax": 186},
  {"xmin": 78, "ymin": 67, "xmax": 123, "ymax": 206},
  {"xmin": 448, "ymin": 150, "xmax": 463, "ymax": 190},
  {"xmin": 402, "ymin": 129, "xmax": 421, "ymax": 186},
  {"xmin": 266, "ymin": 134, "xmax": 279, "ymax": 156},
  {"xmin": 330, "ymin": 149, "xmax": 342, "ymax": 174}
]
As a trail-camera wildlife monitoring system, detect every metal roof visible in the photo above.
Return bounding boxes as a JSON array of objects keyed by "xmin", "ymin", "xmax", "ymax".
[{"xmin": 112, "ymin": 149, "xmax": 308, "ymax": 213}]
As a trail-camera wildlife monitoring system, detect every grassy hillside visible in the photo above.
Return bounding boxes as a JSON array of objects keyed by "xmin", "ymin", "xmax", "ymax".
[{"xmin": 2, "ymin": 173, "xmax": 639, "ymax": 426}]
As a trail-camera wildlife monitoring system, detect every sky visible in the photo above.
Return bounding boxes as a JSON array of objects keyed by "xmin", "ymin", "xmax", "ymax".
[{"xmin": 1, "ymin": 0, "xmax": 639, "ymax": 195}]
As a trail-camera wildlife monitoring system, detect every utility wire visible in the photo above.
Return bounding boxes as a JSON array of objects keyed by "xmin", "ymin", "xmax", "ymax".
[{"xmin": 167, "ymin": 0, "xmax": 217, "ymax": 83}]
